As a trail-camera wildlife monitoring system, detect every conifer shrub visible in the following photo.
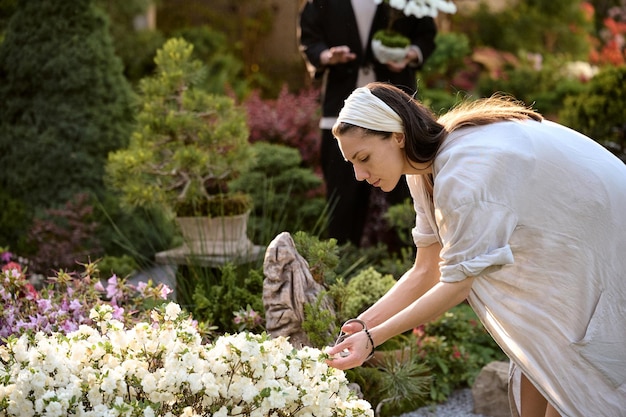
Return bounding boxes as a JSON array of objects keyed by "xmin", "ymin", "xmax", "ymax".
[
  {"xmin": 0, "ymin": 0, "xmax": 135, "ymax": 211},
  {"xmin": 559, "ymin": 65, "xmax": 626, "ymax": 161},
  {"xmin": 0, "ymin": 0, "xmax": 136, "ymax": 258}
]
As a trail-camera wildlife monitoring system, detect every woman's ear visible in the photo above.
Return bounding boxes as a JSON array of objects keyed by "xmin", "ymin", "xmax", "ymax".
[{"xmin": 394, "ymin": 132, "xmax": 406, "ymax": 148}]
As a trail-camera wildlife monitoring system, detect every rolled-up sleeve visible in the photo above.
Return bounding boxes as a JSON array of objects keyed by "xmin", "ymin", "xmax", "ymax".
[
  {"xmin": 437, "ymin": 201, "xmax": 517, "ymax": 282},
  {"xmin": 408, "ymin": 175, "xmax": 440, "ymax": 248}
]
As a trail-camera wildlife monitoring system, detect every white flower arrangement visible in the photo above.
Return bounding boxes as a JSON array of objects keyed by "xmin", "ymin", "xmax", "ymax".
[
  {"xmin": 374, "ymin": 0, "xmax": 457, "ymax": 19},
  {"xmin": 0, "ymin": 303, "xmax": 373, "ymax": 417}
]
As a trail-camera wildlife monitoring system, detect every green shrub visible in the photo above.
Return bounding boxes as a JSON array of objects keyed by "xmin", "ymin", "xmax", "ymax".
[
  {"xmin": 98, "ymin": 254, "xmax": 138, "ymax": 279},
  {"xmin": 191, "ymin": 263, "xmax": 265, "ymax": 334},
  {"xmin": 230, "ymin": 143, "xmax": 326, "ymax": 246},
  {"xmin": 0, "ymin": 187, "xmax": 30, "ymax": 251},
  {"xmin": 465, "ymin": 1, "xmax": 591, "ymax": 59},
  {"xmin": 292, "ymin": 230, "xmax": 340, "ymax": 283},
  {"xmin": 0, "ymin": 0, "xmax": 136, "ymax": 260},
  {"xmin": 475, "ymin": 56, "xmax": 588, "ymax": 116},
  {"xmin": 559, "ymin": 65, "xmax": 626, "ymax": 161},
  {"xmin": 341, "ymin": 267, "xmax": 397, "ymax": 321},
  {"xmin": 173, "ymin": 26, "xmax": 250, "ymax": 99},
  {"xmin": 0, "ymin": 0, "xmax": 135, "ymax": 211},
  {"xmin": 418, "ymin": 31, "xmax": 472, "ymax": 95},
  {"xmin": 96, "ymin": 0, "xmax": 160, "ymax": 84}
]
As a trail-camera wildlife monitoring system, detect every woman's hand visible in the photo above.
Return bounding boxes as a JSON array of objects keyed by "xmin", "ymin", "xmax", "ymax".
[
  {"xmin": 386, "ymin": 47, "xmax": 420, "ymax": 72},
  {"xmin": 320, "ymin": 46, "xmax": 356, "ymax": 65},
  {"xmin": 325, "ymin": 330, "xmax": 372, "ymax": 370}
]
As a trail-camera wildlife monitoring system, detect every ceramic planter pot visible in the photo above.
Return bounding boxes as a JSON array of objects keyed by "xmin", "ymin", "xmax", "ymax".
[
  {"xmin": 176, "ymin": 212, "xmax": 254, "ymax": 256},
  {"xmin": 371, "ymin": 39, "xmax": 409, "ymax": 64}
]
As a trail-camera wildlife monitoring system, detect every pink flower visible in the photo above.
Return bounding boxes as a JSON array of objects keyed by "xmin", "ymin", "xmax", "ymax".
[
  {"xmin": 106, "ymin": 275, "xmax": 123, "ymax": 301},
  {"xmin": 2, "ymin": 262, "xmax": 21, "ymax": 273},
  {"xmin": 159, "ymin": 285, "xmax": 173, "ymax": 299}
]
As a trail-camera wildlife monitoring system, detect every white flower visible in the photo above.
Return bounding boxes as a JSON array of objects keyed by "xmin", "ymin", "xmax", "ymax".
[
  {"xmin": 390, "ymin": 0, "xmax": 408, "ymax": 10},
  {"xmin": 0, "ymin": 308, "xmax": 374, "ymax": 417},
  {"xmin": 164, "ymin": 302, "xmax": 182, "ymax": 321},
  {"xmin": 563, "ymin": 61, "xmax": 599, "ymax": 81},
  {"xmin": 385, "ymin": 0, "xmax": 457, "ymax": 18}
]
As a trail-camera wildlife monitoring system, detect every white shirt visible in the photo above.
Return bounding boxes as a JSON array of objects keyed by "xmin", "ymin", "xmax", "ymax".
[{"xmin": 408, "ymin": 120, "xmax": 626, "ymax": 416}]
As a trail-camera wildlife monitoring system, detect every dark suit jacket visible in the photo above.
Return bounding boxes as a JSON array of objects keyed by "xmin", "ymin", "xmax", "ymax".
[{"xmin": 299, "ymin": 0, "xmax": 437, "ymax": 118}]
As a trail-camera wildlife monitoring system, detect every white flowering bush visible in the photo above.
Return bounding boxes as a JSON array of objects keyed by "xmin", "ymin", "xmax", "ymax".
[
  {"xmin": 374, "ymin": 0, "xmax": 457, "ymax": 19},
  {"xmin": 0, "ymin": 302, "xmax": 373, "ymax": 417}
]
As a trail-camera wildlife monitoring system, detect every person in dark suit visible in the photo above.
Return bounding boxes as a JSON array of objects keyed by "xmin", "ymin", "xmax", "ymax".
[{"xmin": 298, "ymin": 0, "xmax": 437, "ymax": 247}]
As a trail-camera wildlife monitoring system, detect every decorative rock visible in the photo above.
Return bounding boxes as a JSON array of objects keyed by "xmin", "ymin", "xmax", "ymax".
[
  {"xmin": 262, "ymin": 232, "xmax": 335, "ymax": 348},
  {"xmin": 472, "ymin": 361, "xmax": 512, "ymax": 417}
]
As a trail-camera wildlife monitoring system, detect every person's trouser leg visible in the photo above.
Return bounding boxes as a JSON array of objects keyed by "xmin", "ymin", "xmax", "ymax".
[{"xmin": 320, "ymin": 129, "xmax": 370, "ymax": 246}]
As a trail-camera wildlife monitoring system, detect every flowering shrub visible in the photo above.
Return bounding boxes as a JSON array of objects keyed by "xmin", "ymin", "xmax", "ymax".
[
  {"xmin": 0, "ymin": 250, "xmax": 171, "ymax": 340},
  {"xmin": 244, "ymin": 85, "xmax": 321, "ymax": 170},
  {"xmin": 588, "ymin": 1, "xmax": 626, "ymax": 66},
  {"xmin": 0, "ymin": 303, "xmax": 374, "ymax": 417},
  {"xmin": 375, "ymin": 0, "xmax": 456, "ymax": 19}
]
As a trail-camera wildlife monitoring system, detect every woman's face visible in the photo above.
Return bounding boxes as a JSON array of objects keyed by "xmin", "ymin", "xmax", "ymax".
[{"xmin": 336, "ymin": 129, "xmax": 411, "ymax": 192}]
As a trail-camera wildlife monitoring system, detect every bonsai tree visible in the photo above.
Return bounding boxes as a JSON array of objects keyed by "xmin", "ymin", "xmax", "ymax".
[{"xmin": 106, "ymin": 37, "xmax": 255, "ymax": 218}]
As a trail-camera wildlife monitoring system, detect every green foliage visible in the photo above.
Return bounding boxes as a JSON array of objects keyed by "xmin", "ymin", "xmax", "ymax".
[
  {"xmin": 192, "ymin": 263, "xmax": 265, "ymax": 334},
  {"xmin": 173, "ymin": 26, "xmax": 250, "ymax": 99},
  {"xmin": 373, "ymin": 346, "xmax": 432, "ymax": 416},
  {"xmin": 344, "ymin": 338, "xmax": 432, "ymax": 416},
  {"xmin": 96, "ymin": 0, "xmax": 160, "ymax": 83},
  {"xmin": 244, "ymin": 85, "xmax": 322, "ymax": 170},
  {"xmin": 94, "ymin": 194, "xmax": 178, "ymax": 265},
  {"xmin": 475, "ymin": 55, "xmax": 588, "ymax": 116},
  {"xmin": 341, "ymin": 267, "xmax": 397, "ymax": 321},
  {"xmin": 0, "ymin": 0, "xmax": 135, "ymax": 211},
  {"xmin": 558, "ymin": 65, "xmax": 626, "ymax": 160},
  {"xmin": 106, "ymin": 37, "xmax": 254, "ymax": 217},
  {"xmin": 156, "ymin": 0, "xmax": 273, "ymax": 93},
  {"xmin": 0, "ymin": 187, "xmax": 30, "ymax": 250},
  {"xmin": 98, "ymin": 254, "xmax": 139, "ymax": 279},
  {"xmin": 292, "ymin": 231, "xmax": 340, "ymax": 284},
  {"xmin": 334, "ymin": 243, "xmax": 414, "ymax": 290},
  {"xmin": 419, "ymin": 31, "xmax": 471, "ymax": 91},
  {"xmin": 383, "ymin": 199, "xmax": 415, "ymax": 246},
  {"xmin": 302, "ymin": 291, "xmax": 338, "ymax": 348},
  {"xmin": 414, "ymin": 304, "xmax": 507, "ymax": 403},
  {"xmin": 0, "ymin": 0, "xmax": 16, "ymax": 33},
  {"xmin": 230, "ymin": 143, "xmax": 326, "ymax": 245},
  {"xmin": 466, "ymin": 0, "xmax": 591, "ymax": 59}
]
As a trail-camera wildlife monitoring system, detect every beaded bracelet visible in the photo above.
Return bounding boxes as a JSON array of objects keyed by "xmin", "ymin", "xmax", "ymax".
[{"xmin": 363, "ymin": 329, "xmax": 375, "ymax": 360}]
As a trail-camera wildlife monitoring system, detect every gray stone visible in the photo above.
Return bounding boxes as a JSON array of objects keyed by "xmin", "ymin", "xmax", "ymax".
[
  {"xmin": 262, "ymin": 232, "xmax": 335, "ymax": 348},
  {"xmin": 472, "ymin": 361, "xmax": 512, "ymax": 417}
]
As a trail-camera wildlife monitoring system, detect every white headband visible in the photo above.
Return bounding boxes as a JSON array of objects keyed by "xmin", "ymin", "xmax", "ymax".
[{"xmin": 335, "ymin": 86, "xmax": 404, "ymax": 133}]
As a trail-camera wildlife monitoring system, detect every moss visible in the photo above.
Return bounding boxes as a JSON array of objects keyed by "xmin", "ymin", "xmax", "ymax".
[
  {"xmin": 373, "ymin": 29, "xmax": 411, "ymax": 48},
  {"xmin": 173, "ymin": 192, "xmax": 253, "ymax": 218}
]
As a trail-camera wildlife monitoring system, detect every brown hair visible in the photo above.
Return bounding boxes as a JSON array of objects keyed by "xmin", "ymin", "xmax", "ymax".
[{"xmin": 333, "ymin": 82, "xmax": 543, "ymax": 166}]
